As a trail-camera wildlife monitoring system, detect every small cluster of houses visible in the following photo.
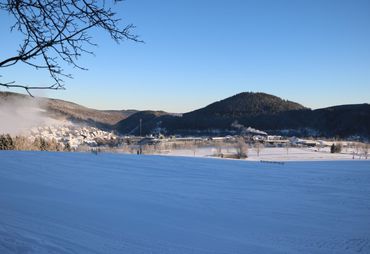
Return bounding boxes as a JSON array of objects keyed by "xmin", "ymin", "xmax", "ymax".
[{"xmin": 27, "ymin": 124, "xmax": 117, "ymax": 149}]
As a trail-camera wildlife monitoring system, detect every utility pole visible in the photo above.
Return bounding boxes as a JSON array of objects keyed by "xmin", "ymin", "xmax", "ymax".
[{"xmin": 139, "ymin": 118, "xmax": 142, "ymax": 137}]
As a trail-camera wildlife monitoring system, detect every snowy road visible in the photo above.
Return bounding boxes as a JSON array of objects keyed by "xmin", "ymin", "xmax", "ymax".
[{"xmin": 0, "ymin": 151, "xmax": 369, "ymax": 253}]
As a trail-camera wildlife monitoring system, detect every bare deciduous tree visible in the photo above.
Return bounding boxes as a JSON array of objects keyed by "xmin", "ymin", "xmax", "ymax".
[
  {"xmin": 0, "ymin": 0, "xmax": 141, "ymax": 95},
  {"xmin": 235, "ymin": 137, "xmax": 248, "ymax": 159},
  {"xmin": 254, "ymin": 141, "xmax": 264, "ymax": 157},
  {"xmin": 211, "ymin": 141, "xmax": 224, "ymax": 158},
  {"xmin": 354, "ymin": 142, "xmax": 361, "ymax": 159},
  {"xmin": 285, "ymin": 141, "xmax": 290, "ymax": 155},
  {"xmin": 192, "ymin": 140, "xmax": 197, "ymax": 156},
  {"xmin": 361, "ymin": 143, "xmax": 369, "ymax": 160}
]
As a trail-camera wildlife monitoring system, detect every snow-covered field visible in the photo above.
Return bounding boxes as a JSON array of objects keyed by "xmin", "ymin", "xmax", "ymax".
[
  {"xmin": 163, "ymin": 146, "xmax": 360, "ymax": 161},
  {"xmin": 1, "ymin": 151, "xmax": 370, "ymax": 253}
]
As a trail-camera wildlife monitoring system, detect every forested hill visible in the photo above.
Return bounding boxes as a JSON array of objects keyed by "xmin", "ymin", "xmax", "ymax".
[
  {"xmin": 114, "ymin": 110, "xmax": 169, "ymax": 135},
  {"xmin": 184, "ymin": 92, "xmax": 306, "ymax": 118},
  {"xmin": 1, "ymin": 91, "xmax": 369, "ymax": 138},
  {"xmin": 115, "ymin": 92, "xmax": 370, "ymax": 138}
]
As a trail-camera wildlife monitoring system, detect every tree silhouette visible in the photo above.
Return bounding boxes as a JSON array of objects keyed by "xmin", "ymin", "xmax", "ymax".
[{"xmin": 0, "ymin": 0, "xmax": 141, "ymax": 95}]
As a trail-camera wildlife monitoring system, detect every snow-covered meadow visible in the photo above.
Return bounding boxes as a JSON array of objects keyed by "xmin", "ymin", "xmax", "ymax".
[
  {"xmin": 162, "ymin": 146, "xmax": 360, "ymax": 161},
  {"xmin": 0, "ymin": 151, "xmax": 369, "ymax": 253}
]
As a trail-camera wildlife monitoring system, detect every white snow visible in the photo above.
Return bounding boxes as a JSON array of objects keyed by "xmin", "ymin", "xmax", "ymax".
[
  {"xmin": 160, "ymin": 146, "xmax": 360, "ymax": 161},
  {"xmin": 0, "ymin": 151, "xmax": 370, "ymax": 253}
]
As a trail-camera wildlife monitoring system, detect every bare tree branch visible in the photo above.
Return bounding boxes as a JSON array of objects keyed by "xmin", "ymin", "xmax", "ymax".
[
  {"xmin": 0, "ymin": 81, "xmax": 62, "ymax": 97},
  {"xmin": 0, "ymin": 0, "xmax": 142, "ymax": 95}
]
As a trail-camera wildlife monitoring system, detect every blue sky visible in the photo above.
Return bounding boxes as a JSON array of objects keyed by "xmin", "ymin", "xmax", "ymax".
[{"xmin": 1, "ymin": 0, "xmax": 369, "ymax": 112}]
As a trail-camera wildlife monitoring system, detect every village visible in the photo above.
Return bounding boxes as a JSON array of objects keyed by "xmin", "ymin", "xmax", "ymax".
[
  {"xmin": 8, "ymin": 122, "xmax": 365, "ymax": 161},
  {"xmin": 26, "ymin": 124, "xmax": 118, "ymax": 150}
]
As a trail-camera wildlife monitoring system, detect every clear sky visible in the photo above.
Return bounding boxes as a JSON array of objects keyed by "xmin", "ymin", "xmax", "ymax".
[{"xmin": 1, "ymin": 0, "xmax": 369, "ymax": 113}]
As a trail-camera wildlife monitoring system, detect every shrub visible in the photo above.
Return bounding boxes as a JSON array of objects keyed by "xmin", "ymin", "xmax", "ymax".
[
  {"xmin": 0, "ymin": 134, "xmax": 15, "ymax": 150},
  {"xmin": 330, "ymin": 143, "xmax": 342, "ymax": 153},
  {"xmin": 235, "ymin": 138, "xmax": 248, "ymax": 159}
]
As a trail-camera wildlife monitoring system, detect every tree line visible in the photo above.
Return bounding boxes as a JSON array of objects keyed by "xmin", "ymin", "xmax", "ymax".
[{"xmin": 0, "ymin": 134, "xmax": 69, "ymax": 151}]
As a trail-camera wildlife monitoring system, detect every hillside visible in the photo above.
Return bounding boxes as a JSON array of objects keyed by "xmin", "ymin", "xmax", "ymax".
[
  {"xmin": 114, "ymin": 93, "xmax": 370, "ymax": 138},
  {"xmin": 0, "ymin": 92, "xmax": 137, "ymax": 129},
  {"xmin": 185, "ymin": 92, "xmax": 306, "ymax": 118},
  {"xmin": 44, "ymin": 98, "xmax": 137, "ymax": 128},
  {"xmin": 114, "ymin": 110, "xmax": 173, "ymax": 135},
  {"xmin": 113, "ymin": 92, "xmax": 309, "ymax": 135},
  {"xmin": 174, "ymin": 92, "xmax": 308, "ymax": 132},
  {"xmin": 1, "ymin": 91, "xmax": 369, "ymax": 138},
  {"xmin": 309, "ymin": 104, "xmax": 370, "ymax": 138}
]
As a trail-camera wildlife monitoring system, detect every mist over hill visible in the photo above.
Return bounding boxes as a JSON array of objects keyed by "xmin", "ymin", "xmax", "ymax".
[
  {"xmin": 1, "ymin": 91, "xmax": 369, "ymax": 138},
  {"xmin": 0, "ymin": 92, "xmax": 137, "ymax": 131}
]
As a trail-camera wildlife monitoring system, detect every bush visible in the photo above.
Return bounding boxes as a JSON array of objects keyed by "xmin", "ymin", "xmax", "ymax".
[
  {"xmin": 0, "ymin": 134, "xmax": 15, "ymax": 150},
  {"xmin": 0, "ymin": 134, "xmax": 65, "ymax": 151},
  {"xmin": 330, "ymin": 143, "xmax": 342, "ymax": 153},
  {"xmin": 235, "ymin": 138, "xmax": 248, "ymax": 159}
]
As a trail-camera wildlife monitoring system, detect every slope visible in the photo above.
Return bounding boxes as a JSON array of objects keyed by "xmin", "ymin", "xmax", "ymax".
[
  {"xmin": 0, "ymin": 91, "xmax": 137, "ymax": 128},
  {"xmin": 0, "ymin": 151, "xmax": 369, "ymax": 253},
  {"xmin": 185, "ymin": 92, "xmax": 306, "ymax": 118}
]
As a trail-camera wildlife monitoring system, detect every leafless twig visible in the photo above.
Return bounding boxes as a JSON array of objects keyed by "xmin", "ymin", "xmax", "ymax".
[{"xmin": 0, "ymin": 0, "xmax": 142, "ymax": 95}]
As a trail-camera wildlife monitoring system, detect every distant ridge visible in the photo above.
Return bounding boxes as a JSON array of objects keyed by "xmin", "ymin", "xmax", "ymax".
[
  {"xmin": 115, "ymin": 92, "xmax": 370, "ymax": 138},
  {"xmin": 1, "ymin": 91, "xmax": 369, "ymax": 138}
]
